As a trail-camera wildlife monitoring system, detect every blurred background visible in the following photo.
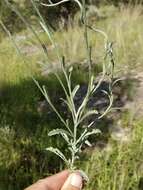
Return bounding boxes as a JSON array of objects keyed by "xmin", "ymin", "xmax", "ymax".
[{"xmin": 0, "ymin": 0, "xmax": 143, "ymax": 189}]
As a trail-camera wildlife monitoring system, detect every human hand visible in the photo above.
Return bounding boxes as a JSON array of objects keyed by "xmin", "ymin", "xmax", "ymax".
[{"xmin": 24, "ymin": 170, "xmax": 83, "ymax": 190}]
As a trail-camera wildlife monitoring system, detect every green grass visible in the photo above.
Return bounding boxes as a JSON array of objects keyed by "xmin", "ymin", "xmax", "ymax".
[
  {"xmin": 83, "ymin": 119, "xmax": 143, "ymax": 190},
  {"xmin": 0, "ymin": 6, "xmax": 143, "ymax": 81},
  {"xmin": 1, "ymin": 5, "xmax": 143, "ymax": 80}
]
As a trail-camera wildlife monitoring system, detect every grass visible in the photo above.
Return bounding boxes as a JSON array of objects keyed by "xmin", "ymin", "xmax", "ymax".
[
  {"xmin": 83, "ymin": 119, "xmax": 143, "ymax": 190},
  {"xmin": 1, "ymin": 5, "xmax": 143, "ymax": 78},
  {"xmin": 0, "ymin": 4, "xmax": 143, "ymax": 190}
]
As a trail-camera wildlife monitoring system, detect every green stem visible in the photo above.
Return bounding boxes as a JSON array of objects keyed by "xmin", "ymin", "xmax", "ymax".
[
  {"xmin": 70, "ymin": 151, "xmax": 75, "ymax": 170},
  {"xmin": 82, "ymin": 0, "xmax": 92, "ymax": 76}
]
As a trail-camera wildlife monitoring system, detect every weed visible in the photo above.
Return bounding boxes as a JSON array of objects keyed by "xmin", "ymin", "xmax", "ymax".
[{"xmin": 34, "ymin": 0, "xmax": 115, "ymax": 175}]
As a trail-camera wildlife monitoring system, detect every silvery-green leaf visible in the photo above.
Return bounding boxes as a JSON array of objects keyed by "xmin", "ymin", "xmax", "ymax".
[
  {"xmin": 66, "ymin": 119, "xmax": 69, "ymax": 126},
  {"xmin": 69, "ymin": 66, "xmax": 73, "ymax": 73},
  {"xmin": 76, "ymin": 128, "xmax": 87, "ymax": 145},
  {"xmin": 61, "ymin": 133, "xmax": 69, "ymax": 143},
  {"xmin": 87, "ymin": 121, "xmax": 94, "ymax": 128},
  {"xmin": 48, "ymin": 129, "xmax": 71, "ymax": 137},
  {"xmin": 68, "ymin": 158, "xmax": 71, "ymax": 163},
  {"xmin": 60, "ymin": 98, "xmax": 68, "ymax": 106},
  {"xmin": 79, "ymin": 129, "xmax": 101, "ymax": 143},
  {"xmin": 48, "ymin": 129, "xmax": 71, "ymax": 143},
  {"xmin": 84, "ymin": 129, "xmax": 101, "ymax": 139},
  {"xmin": 90, "ymin": 75, "xmax": 94, "ymax": 91},
  {"xmin": 72, "ymin": 85, "xmax": 80, "ymax": 98},
  {"xmin": 91, "ymin": 85, "xmax": 95, "ymax": 91},
  {"xmin": 85, "ymin": 110, "xmax": 98, "ymax": 117},
  {"xmin": 40, "ymin": 21, "xmax": 53, "ymax": 43},
  {"xmin": 68, "ymin": 146, "xmax": 73, "ymax": 153},
  {"xmin": 101, "ymin": 90, "xmax": 108, "ymax": 95},
  {"xmin": 69, "ymin": 146, "xmax": 79, "ymax": 155},
  {"xmin": 46, "ymin": 147, "xmax": 68, "ymax": 164},
  {"xmin": 75, "ymin": 155, "xmax": 80, "ymax": 160},
  {"xmin": 112, "ymin": 78, "xmax": 124, "ymax": 86},
  {"xmin": 85, "ymin": 140, "xmax": 92, "ymax": 147},
  {"xmin": 60, "ymin": 98, "xmax": 73, "ymax": 113},
  {"xmin": 80, "ymin": 110, "xmax": 98, "ymax": 123},
  {"xmin": 90, "ymin": 75, "xmax": 94, "ymax": 85}
]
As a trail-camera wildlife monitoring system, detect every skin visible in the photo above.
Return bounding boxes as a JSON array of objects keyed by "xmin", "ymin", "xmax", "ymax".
[{"xmin": 24, "ymin": 170, "xmax": 70, "ymax": 190}]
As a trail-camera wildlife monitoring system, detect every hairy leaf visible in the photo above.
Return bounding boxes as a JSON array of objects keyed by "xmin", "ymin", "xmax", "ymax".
[
  {"xmin": 79, "ymin": 110, "xmax": 98, "ymax": 123},
  {"xmin": 61, "ymin": 133, "xmax": 70, "ymax": 143},
  {"xmin": 48, "ymin": 129, "xmax": 70, "ymax": 137},
  {"xmin": 46, "ymin": 147, "xmax": 69, "ymax": 164},
  {"xmin": 72, "ymin": 85, "xmax": 80, "ymax": 98},
  {"xmin": 84, "ymin": 129, "xmax": 101, "ymax": 139},
  {"xmin": 85, "ymin": 140, "xmax": 92, "ymax": 147},
  {"xmin": 48, "ymin": 129, "xmax": 71, "ymax": 143}
]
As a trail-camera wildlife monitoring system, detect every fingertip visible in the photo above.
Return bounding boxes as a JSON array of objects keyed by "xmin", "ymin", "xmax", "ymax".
[
  {"xmin": 70, "ymin": 173, "xmax": 83, "ymax": 189},
  {"xmin": 61, "ymin": 173, "xmax": 83, "ymax": 190}
]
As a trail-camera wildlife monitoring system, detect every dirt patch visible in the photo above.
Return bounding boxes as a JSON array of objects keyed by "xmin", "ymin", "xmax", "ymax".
[{"xmin": 125, "ymin": 72, "xmax": 143, "ymax": 118}]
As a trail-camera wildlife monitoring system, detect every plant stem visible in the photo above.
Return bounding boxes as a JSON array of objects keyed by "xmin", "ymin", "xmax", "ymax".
[
  {"xmin": 70, "ymin": 150, "xmax": 76, "ymax": 170},
  {"xmin": 82, "ymin": 0, "xmax": 92, "ymax": 76}
]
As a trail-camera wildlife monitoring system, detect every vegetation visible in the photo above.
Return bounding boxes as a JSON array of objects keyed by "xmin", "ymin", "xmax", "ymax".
[
  {"xmin": 0, "ymin": 1, "xmax": 143, "ymax": 190},
  {"xmin": 1, "ymin": 0, "xmax": 143, "ymax": 33},
  {"xmin": 83, "ymin": 119, "xmax": 143, "ymax": 190}
]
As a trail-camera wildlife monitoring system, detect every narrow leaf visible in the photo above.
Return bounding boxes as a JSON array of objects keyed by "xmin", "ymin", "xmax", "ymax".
[
  {"xmin": 85, "ymin": 140, "xmax": 92, "ymax": 147},
  {"xmin": 77, "ymin": 129, "xmax": 101, "ymax": 145},
  {"xmin": 84, "ymin": 129, "xmax": 101, "ymax": 139},
  {"xmin": 46, "ymin": 147, "xmax": 68, "ymax": 164},
  {"xmin": 76, "ymin": 128, "xmax": 88, "ymax": 145},
  {"xmin": 79, "ymin": 110, "xmax": 98, "ymax": 124},
  {"xmin": 72, "ymin": 85, "xmax": 80, "ymax": 98},
  {"xmin": 48, "ymin": 129, "xmax": 70, "ymax": 137},
  {"xmin": 48, "ymin": 129, "xmax": 71, "ymax": 143},
  {"xmin": 69, "ymin": 66, "xmax": 73, "ymax": 73},
  {"xmin": 84, "ymin": 110, "xmax": 98, "ymax": 117},
  {"xmin": 61, "ymin": 133, "xmax": 70, "ymax": 143},
  {"xmin": 90, "ymin": 75, "xmax": 94, "ymax": 91}
]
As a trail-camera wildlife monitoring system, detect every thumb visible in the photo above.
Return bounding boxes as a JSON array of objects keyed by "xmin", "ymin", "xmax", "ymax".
[{"xmin": 61, "ymin": 173, "xmax": 83, "ymax": 190}]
